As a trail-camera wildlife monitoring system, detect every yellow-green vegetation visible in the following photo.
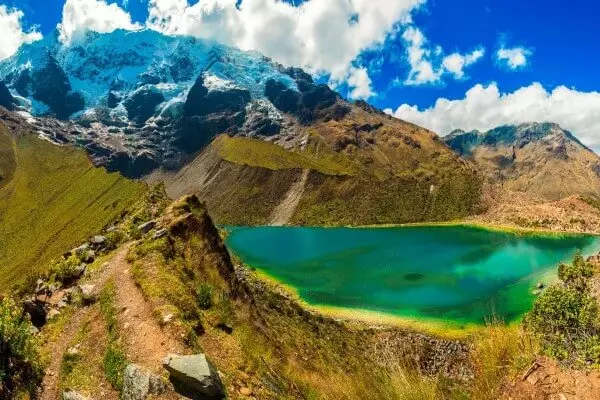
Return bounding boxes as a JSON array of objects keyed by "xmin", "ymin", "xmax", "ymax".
[
  {"xmin": 524, "ymin": 253, "xmax": 600, "ymax": 364},
  {"xmin": 215, "ymin": 135, "xmax": 356, "ymax": 176},
  {"xmin": 469, "ymin": 321, "xmax": 538, "ymax": 400},
  {"xmin": 99, "ymin": 282, "xmax": 128, "ymax": 391},
  {"xmin": 0, "ymin": 129, "xmax": 145, "ymax": 291},
  {"xmin": 0, "ymin": 297, "xmax": 43, "ymax": 399},
  {"xmin": 59, "ymin": 310, "xmax": 113, "ymax": 397},
  {"xmin": 126, "ymin": 196, "xmax": 483, "ymax": 399},
  {"xmin": 0, "ymin": 125, "xmax": 16, "ymax": 190}
]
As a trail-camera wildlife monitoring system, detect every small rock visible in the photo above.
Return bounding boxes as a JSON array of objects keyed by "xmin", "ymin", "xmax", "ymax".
[
  {"xmin": 216, "ymin": 323, "xmax": 233, "ymax": 335},
  {"xmin": 163, "ymin": 354, "xmax": 225, "ymax": 399},
  {"xmin": 79, "ymin": 284, "xmax": 97, "ymax": 304},
  {"xmin": 152, "ymin": 228, "xmax": 168, "ymax": 240},
  {"xmin": 47, "ymin": 309, "xmax": 61, "ymax": 320},
  {"xmin": 83, "ymin": 250, "xmax": 96, "ymax": 263},
  {"xmin": 122, "ymin": 364, "xmax": 167, "ymax": 400},
  {"xmin": 239, "ymin": 387, "xmax": 252, "ymax": 396},
  {"xmin": 105, "ymin": 225, "xmax": 118, "ymax": 233},
  {"xmin": 62, "ymin": 390, "xmax": 90, "ymax": 400},
  {"xmin": 536, "ymin": 282, "xmax": 545, "ymax": 289},
  {"xmin": 162, "ymin": 313, "xmax": 174, "ymax": 325},
  {"xmin": 91, "ymin": 235, "xmax": 107, "ymax": 248},
  {"xmin": 72, "ymin": 243, "xmax": 90, "ymax": 258},
  {"xmin": 138, "ymin": 221, "xmax": 156, "ymax": 234}
]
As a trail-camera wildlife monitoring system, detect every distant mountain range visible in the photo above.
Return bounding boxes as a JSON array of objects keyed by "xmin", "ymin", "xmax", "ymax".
[
  {"xmin": 0, "ymin": 29, "xmax": 481, "ymax": 226},
  {"xmin": 444, "ymin": 123, "xmax": 600, "ymax": 200}
]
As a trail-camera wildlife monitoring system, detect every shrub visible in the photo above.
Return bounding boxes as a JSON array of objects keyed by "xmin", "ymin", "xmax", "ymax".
[
  {"xmin": 558, "ymin": 252, "xmax": 594, "ymax": 291},
  {"xmin": 524, "ymin": 254, "xmax": 600, "ymax": 364},
  {"xmin": 50, "ymin": 255, "xmax": 83, "ymax": 284},
  {"xmin": 0, "ymin": 298, "xmax": 43, "ymax": 397},
  {"xmin": 196, "ymin": 284, "xmax": 214, "ymax": 310},
  {"xmin": 104, "ymin": 230, "xmax": 126, "ymax": 251}
]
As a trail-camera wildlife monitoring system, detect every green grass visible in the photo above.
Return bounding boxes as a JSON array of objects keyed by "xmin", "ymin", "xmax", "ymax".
[
  {"xmin": 215, "ymin": 134, "xmax": 357, "ymax": 176},
  {"xmin": 99, "ymin": 282, "xmax": 128, "ymax": 391},
  {"xmin": 0, "ymin": 129, "xmax": 145, "ymax": 291}
]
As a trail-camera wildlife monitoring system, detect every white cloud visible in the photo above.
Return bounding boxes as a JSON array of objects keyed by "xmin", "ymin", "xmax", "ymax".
[
  {"xmin": 346, "ymin": 67, "xmax": 374, "ymax": 100},
  {"xmin": 0, "ymin": 5, "xmax": 42, "ymax": 60},
  {"xmin": 402, "ymin": 26, "xmax": 484, "ymax": 85},
  {"xmin": 390, "ymin": 82, "xmax": 600, "ymax": 150},
  {"xmin": 58, "ymin": 0, "xmax": 142, "ymax": 44},
  {"xmin": 146, "ymin": 0, "xmax": 426, "ymax": 99},
  {"xmin": 496, "ymin": 46, "xmax": 532, "ymax": 70},
  {"xmin": 442, "ymin": 47, "xmax": 485, "ymax": 79}
]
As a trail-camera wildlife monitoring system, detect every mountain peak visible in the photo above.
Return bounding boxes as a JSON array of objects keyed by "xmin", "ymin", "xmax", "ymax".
[{"xmin": 443, "ymin": 121, "xmax": 600, "ymax": 200}]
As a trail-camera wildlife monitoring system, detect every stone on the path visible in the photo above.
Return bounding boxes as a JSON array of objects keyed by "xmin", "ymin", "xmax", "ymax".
[
  {"xmin": 47, "ymin": 309, "xmax": 61, "ymax": 320},
  {"xmin": 78, "ymin": 284, "xmax": 97, "ymax": 304},
  {"xmin": 138, "ymin": 221, "xmax": 156, "ymax": 234},
  {"xmin": 153, "ymin": 228, "xmax": 168, "ymax": 240},
  {"xmin": 63, "ymin": 391, "xmax": 91, "ymax": 400},
  {"xmin": 163, "ymin": 354, "xmax": 225, "ymax": 399},
  {"xmin": 122, "ymin": 364, "xmax": 167, "ymax": 400}
]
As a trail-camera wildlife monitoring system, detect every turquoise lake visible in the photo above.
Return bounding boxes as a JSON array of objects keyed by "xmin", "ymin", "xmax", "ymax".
[{"xmin": 225, "ymin": 226, "xmax": 600, "ymax": 326}]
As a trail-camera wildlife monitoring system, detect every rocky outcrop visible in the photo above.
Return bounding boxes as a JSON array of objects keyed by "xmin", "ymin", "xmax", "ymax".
[
  {"xmin": 178, "ymin": 75, "xmax": 251, "ymax": 153},
  {"xmin": 124, "ymin": 87, "xmax": 165, "ymax": 124},
  {"xmin": 0, "ymin": 81, "xmax": 15, "ymax": 110},
  {"xmin": 30, "ymin": 53, "xmax": 84, "ymax": 119},
  {"xmin": 265, "ymin": 73, "xmax": 349, "ymax": 124},
  {"xmin": 163, "ymin": 354, "xmax": 226, "ymax": 399},
  {"xmin": 122, "ymin": 364, "xmax": 167, "ymax": 400}
]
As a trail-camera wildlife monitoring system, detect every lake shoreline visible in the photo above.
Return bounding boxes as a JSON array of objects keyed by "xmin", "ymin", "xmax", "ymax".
[{"xmin": 225, "ymin": 222, "xmax": 600, "ymax": 336}]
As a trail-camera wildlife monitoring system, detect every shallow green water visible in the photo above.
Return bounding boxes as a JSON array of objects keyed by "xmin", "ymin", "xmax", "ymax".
[{"xmin": 225, "ymin": 226, "xmax": 600, "ymax": 326}]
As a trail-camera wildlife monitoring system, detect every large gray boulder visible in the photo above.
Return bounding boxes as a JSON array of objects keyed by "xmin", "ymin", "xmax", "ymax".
[
  {"xmin": 122, "ymin": 364, "xmax": 167, "ymax": 400},
  {"xmin": 163, "ymin": 354, "xmax": 225, "ymax": 399}
]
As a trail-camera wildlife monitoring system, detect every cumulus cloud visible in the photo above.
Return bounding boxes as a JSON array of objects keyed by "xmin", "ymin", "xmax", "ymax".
[
  {"xmin": 442, "ymin": 47, "xmax": 485, "ymax": 79},
  {"xmin": 390, "ymin": 82, "xmax": 600, "ymax": 150},
  {"xmin": 58, "ymin": 0, "xmax": 142, "ymax": 44},
  {"xmin": 496, "ymin": 46, "xmax": 532, "ymax": 70},
  {"xmin": 402, "ymin": 26, "xmax": 484, "ymax": 85},
  {"xmin": 0, "ymin": 5, "xmax": 42, "ymax": 60},
  {"xmin": 146, "ymin": 0, "xmax": 426, "ymax": 99},
  {"xmin": 346, "ymin": 67, "xmax": 374, "ymax": 100}
]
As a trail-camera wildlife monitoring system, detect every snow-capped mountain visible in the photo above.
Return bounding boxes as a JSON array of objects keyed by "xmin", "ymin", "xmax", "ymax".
[{"xmin": 0, "ymin": 29, "xmax": 346, "ymax": 176}]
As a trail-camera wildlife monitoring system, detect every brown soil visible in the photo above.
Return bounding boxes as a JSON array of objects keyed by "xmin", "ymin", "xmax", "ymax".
[
  {"xmin": 112, "ymin": 247, "xmax": 185, "ymax": 373},
  {"xmin": 503, "ymin": 357, "xmax": 600, "ymax": 400},
  {"xmin": 469, "ymin": 187, "xmax": 600, "ymax": 234},
  {"xmin": 40, "ymin": 244, "xmax": 185, "ymax": 399}
]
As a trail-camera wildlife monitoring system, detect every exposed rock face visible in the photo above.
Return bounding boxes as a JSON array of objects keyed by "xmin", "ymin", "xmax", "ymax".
[
  {"xmin": 30, "ymin": 53, "xmax": 84, "ymax": 119},
  {"xmin": 0, "ymin": 81, "xmax": 14, "ymax": 110},
  {"xmin": 124, "ymin": 86, "xmax": 165, "ymax": 124},
  {"xmin": 122, "ymin": 364, "xmax": 167, "ymax": 400},
  {"xmin": 163, "ymin": 354, "xmax": 226, "ymax": 399},
  {"xmin": 443, "ymin": 122, "xmax": 600, "ymax": 200},
  {"xmin": 179, "ymin": 75, "xmax": 251, "ymax": 152}
]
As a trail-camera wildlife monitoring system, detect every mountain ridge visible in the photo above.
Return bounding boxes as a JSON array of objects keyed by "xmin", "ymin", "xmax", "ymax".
[
  {"xmin": 444, "ymin": 122, "xmax": 600, "ymax": 200},
  {"xmin": 0, "ymin": 29, "xmax": 483, "ymax": 226}
]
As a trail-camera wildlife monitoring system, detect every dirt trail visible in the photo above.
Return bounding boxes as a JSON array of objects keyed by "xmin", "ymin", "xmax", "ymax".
[
  {"xmin": 270, "ymin": 169, "xmax": 309, "ymax": 226},
  {"xmin": 40, "ymin": 243, "xmax": 184, "ymax": 399},
  {"xmin": 112, "ymin": 247, "xmax": 185, "ymax": 373},
  {"xmin": 503, "ymin": 357, "xmax": 600, "ymax": 400},
  {"xmin": 39, "ymin": 249, "xmax": 126, "ymax": 400}
]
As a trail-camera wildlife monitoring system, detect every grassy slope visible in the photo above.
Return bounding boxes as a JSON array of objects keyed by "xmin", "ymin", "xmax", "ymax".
[
  {"xmin": 0, "ymin": 127, "xmax": 145, "ymax": 290},
  {"xmin": 207, "ymin": 132, "xmax": 481, "ymax": 226}
]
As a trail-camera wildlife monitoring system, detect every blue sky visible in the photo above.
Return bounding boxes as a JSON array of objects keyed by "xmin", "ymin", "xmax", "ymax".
[{"xmin": 1, "ymin": 0, "xmax": 599, "ymax": 146}]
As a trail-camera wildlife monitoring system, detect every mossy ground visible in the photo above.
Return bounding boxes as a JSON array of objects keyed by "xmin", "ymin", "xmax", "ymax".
[{"xmin": 0, "ymin": 128, "xmax": 145, "ymax": 291}]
